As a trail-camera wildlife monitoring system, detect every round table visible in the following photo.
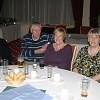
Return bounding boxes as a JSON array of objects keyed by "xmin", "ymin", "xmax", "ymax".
[{"xmin": 0, "ymin": 65, "xmax": 100, "ymax": 100}]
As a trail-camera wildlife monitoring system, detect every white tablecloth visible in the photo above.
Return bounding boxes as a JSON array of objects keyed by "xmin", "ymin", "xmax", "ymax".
[
  {"xmin": 0, "ymin": 24, "xmax": 21, "ymax": 42},
  {"xmin": 0, "ymin": 65, "xmax": 100, "ymax": 100}
]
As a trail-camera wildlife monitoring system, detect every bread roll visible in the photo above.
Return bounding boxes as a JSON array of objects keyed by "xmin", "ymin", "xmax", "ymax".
[
  {"xmin": 13, "ymin": 74, "xmax": 18, "ymax": 81},
  {"xmin": 6, "ymin": 80, "xmax": 13, "ymax": 85},
  {"xmin": 9, "ymin": 71, "xmax": 15, "ymax": 78},
  {"xmin": 18, "ymin": 74, "xmax": 26, "ymax": 81},
  {"xmin": 7, "ymin": 80, "xmax": 19, "ymax": 86},
  {"xmin": 16, "ymin": 72, "xmax": 24, "ymax": 78},
  {"xmin": 5, "ymin": 75, "xmax": 14, "ymax": 81},
  {"xmin": 5, "ymin": 71, "xmax": 26, "ymax": 86},
  {"xmin": 18, "ymin": 78, "xmax": 25, "ymax": 84}
]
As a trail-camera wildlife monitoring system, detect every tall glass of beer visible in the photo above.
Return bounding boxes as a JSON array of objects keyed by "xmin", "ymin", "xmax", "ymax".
[{"xmin": 17, "ymin": 55, "xmax": 24, "ymax": 68}]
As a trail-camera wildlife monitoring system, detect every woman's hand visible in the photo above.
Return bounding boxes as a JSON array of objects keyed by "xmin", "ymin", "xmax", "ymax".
[
  {"xmin": 73, "ymin": 68, "xmax": 78, "ymax": 73},
  {"xmin": 91, "ymin": 74, "xmax": 100, "ymax": 81}
]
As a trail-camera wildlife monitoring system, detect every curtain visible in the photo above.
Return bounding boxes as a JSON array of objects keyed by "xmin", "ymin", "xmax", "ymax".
[
  {"xmin": 0, "ymin": 0, "xmax": 3, "ymax": 12},
  {"xmin": 71, "ymin": 0, "xmax": 83, "ymax": 33},
  {"xmin": 90, "ymin": 0, "xmax": 100, "ymax": 28},
  {"xmin": 0, "ymin": 0, "xmax": 74, "ymax": 26}
]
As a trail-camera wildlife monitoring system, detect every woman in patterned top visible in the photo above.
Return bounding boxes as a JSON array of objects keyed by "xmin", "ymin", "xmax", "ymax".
[{"xmin": 73, "ymin": 28, "xmax": 100, "ymax": 81}]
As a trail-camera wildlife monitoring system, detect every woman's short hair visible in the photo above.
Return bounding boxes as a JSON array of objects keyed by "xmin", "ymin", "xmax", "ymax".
[
  {"xmin": 30, "ymin": 22, "xmax": 42, "ymax": 33},
  {"xmin": 53, "ymin": 28, "xmax": 67, "ymax": 40},
  {"xmin": 88, "ymin": 28, "xmax": 100, "ymax": 38}
]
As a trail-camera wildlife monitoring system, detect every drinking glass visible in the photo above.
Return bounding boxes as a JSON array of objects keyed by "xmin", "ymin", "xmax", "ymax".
[
  {"xmin": 47, "ymin": 65, "xmax": 53, "ymax": 78},
  {"xmin": 81, "ymin": 78, "xmax": 90, "ymax": 97},
  {"xmin": 39, "ymin": 59, "xmax": 45, "ymax": 69},
  {"xmin": 24, "ymin": 61, "xmax": 29, "ymax": 75},
  {"xmin": 1, "ymin": 59, "xmax": 8, "ymax": 75},
  {"xmin": 17, "ymin": 55, "xmax": 24, "ymax": 68}
]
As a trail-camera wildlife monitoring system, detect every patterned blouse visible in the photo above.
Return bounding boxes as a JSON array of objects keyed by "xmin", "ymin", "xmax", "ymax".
[{"xmin": 73, "ymin": 46, "xmax": 100, "ymax": 77}]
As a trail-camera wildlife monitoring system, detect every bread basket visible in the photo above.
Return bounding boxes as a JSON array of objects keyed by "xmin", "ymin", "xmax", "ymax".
[{"xmin": 5, "ymin": 71, "xmax": 26, "ymax": 86}]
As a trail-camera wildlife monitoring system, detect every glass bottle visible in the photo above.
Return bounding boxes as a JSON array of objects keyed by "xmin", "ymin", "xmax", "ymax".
[
  {"xmin": 39, "ymin": 59, "xmax": 45, "ymax": 69},
  {"xmin": 33, "ymin": 59, "xmax": 37, "ymax": 71}
]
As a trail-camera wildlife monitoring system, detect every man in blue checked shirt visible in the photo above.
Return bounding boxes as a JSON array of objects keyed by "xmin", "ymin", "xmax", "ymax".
[{"xmin": 20, "ymin": 22, "xmax": 53, "ymax": 62}]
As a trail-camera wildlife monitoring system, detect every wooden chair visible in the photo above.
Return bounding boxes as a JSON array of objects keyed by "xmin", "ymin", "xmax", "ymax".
[
  {"xmin": 70, "ymin": 45, "xmax": 77, "ymax": 71},
  {"xmin": 54, "ymin": 24, "xmax": 67, "ymax": 32},
  {"xmin": 80, "ymin": 26, "xmax": 92, "ymax": 34}
]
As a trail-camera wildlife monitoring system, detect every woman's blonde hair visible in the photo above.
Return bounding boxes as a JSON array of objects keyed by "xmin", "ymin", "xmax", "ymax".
[
  {"xmin": 53, "ymin": 28, "xmax": 67, "ymax": 40},
  {"xmin": 88, "ymin": 28, "xmax": 100, "ymax": 38}
]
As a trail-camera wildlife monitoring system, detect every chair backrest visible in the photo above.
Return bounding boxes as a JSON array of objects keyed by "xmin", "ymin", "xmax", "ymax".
[
  {"xmin": 70, "ymin": 45, "xmax": 77, "ymax": 71},
  {"xmin": 41, "ymin": 26, "xmax": 55, "ymax": 34},
  {"xmin": 80, "ymin": 26, "xmax": 92, "ymax": 34},
  {"xmin": 8, "ymin": 38, "xmax": 21, "ymax": 65},
  {"xmin": 54, "ymin": 24, "xmax": 67, "ymax": 32}
]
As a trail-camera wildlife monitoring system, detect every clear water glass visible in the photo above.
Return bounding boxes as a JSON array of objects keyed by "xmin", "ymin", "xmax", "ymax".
[
  {"xmin": 47, "ymin": 65, "xmax": 53, "ymax": 78},
  {"xmin": 1, "ymin": 59, "xmax": 8, "ymax": 75},
  {"xmin": 24, "ymin": 61, "xmax": 29, "ymax": 75}
]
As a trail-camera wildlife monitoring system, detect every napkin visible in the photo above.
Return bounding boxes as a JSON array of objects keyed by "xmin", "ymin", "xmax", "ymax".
[
  {"xmin": 3, "ymin": 86, "xmax": 46, "ymax": 93},
  {"xmin": 0, "ymin": 84, "xmax": 52, "ymax": 100},
  {"xmin": 2, "ymin": 86, "xmax": 16, "ymax": 92}
]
